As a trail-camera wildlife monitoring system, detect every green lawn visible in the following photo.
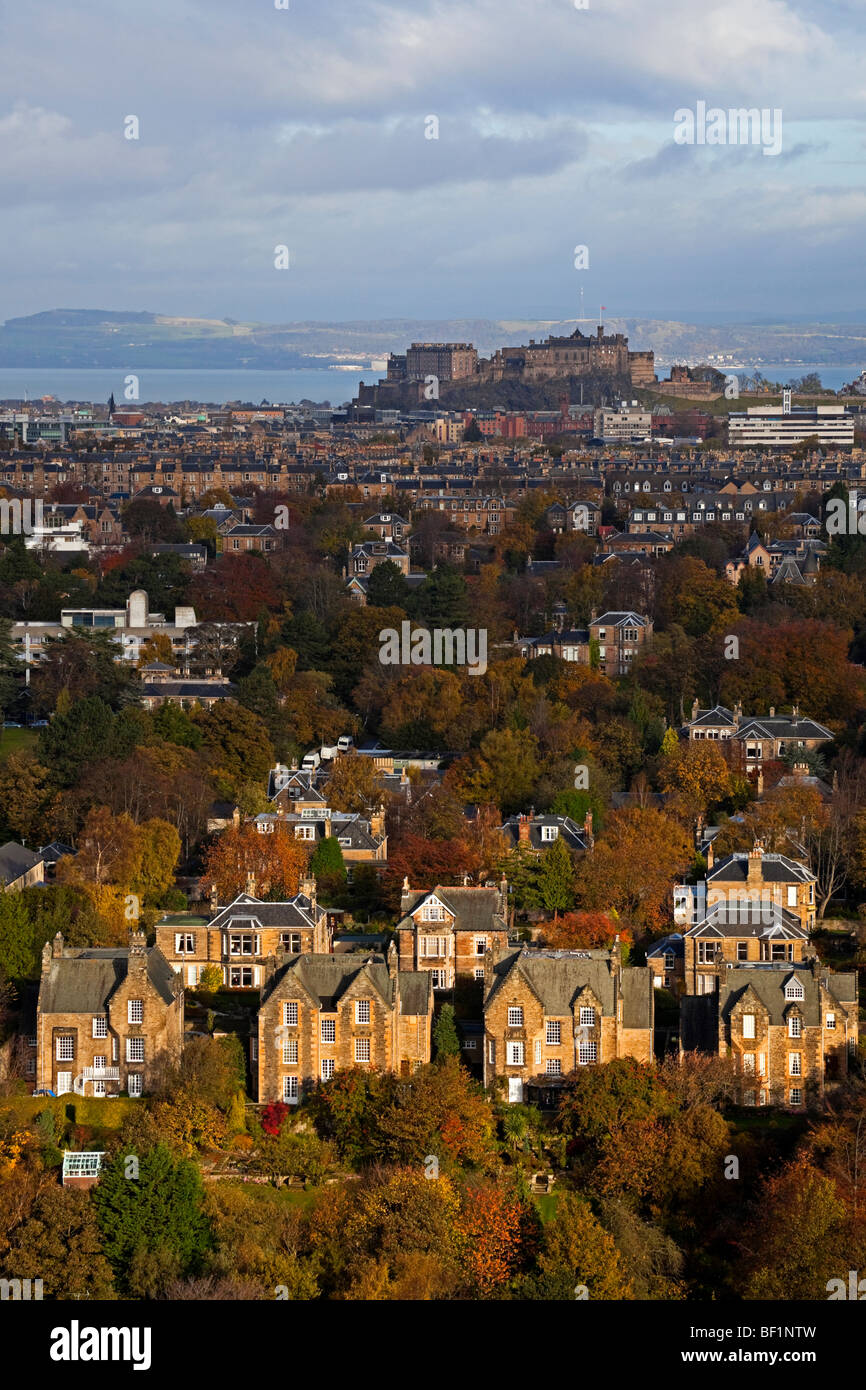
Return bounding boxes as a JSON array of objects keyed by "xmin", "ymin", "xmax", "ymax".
[
  {"xmin": 534, "ymin": 1192, "xmax": 560, "ymax": 1223},
  {"xmin": 0, "ymin": 1094, "xmax": 138, "ymax": 1129},
  {"xmin": 0, "ymin": 727, "xmax": 39, "ymax": 763}
]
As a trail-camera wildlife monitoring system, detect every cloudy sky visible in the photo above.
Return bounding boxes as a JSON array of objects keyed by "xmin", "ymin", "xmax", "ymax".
[{"xmin": 1, "ymin": 0, "xmax": 864, "ymax": 323}]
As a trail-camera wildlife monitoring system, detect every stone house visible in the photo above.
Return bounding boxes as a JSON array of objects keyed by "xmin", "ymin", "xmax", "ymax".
[
  {"xmin": 482, "ymin": 945, "xmax": 654, "ymax": 1103},
  {"xmin": 155, "ymin": 884, "xmax": 331, "ymax": 989},
  {"xmin": 35, "ymin": 930, "xmax": 183, "ymax": 1098},
  {"xmin": 396, "ymin": 881, "xmax": 511, "ymax": 991},
  {"xmin": 674, "ymin": 843, "xmax": 817, "ymax": 952},
  {"xmin": 499, "ymin": 811, "xmax": 594, "ymax": 855},
  {"xmin": 255, "ymin": 944, "xmax": 432, "ymax": 1103},
  {"xmin": 681, "ymin": 899, "xmax": 810, "ymax": 996},
  {"xmin": 682, "ymin": 701, "xmax": 833, "ymax": 774},
  {"xmin": 0, "ymin": 842, "xmax": 45, "ymax": 892},
  {"xmin": 646, "ymin": 934, "xmax": 685, "ymax": 994},
  {"xmin": 518, "ymin": 610, "xmax": 652, "ymax": 678},
  {"xmin": 681, "ymin": 959, "xmax": 858, "ymax": 1107}
]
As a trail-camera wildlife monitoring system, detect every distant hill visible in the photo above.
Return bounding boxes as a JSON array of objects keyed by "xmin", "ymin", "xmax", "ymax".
[{"xmin": 1, "ymin": 309, "xmax": 865, "ymax": 371}]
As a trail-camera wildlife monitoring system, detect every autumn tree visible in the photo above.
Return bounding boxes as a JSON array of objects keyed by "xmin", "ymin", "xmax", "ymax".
[
  {"xmin": 203, "ymin": 823, "xmax": 308, "ymax": 900},
  {"xmin": 657, "ymin": 738, "xmax": 740, "ymax": 819},
  {"xmin": 454, "ymin": 1183, "xmax": 533, "ymax": 1295},
  {"xmin": 575, "ymin": 808, "xmax": 692, "ymax": 933},
  {"xmin": 541, "ymin": 910, "xmax": 628, "ymax": 951},
  {"xmin": 323, "ymin": 753, "xmax": 380, "ymax": 814},
  {"xmin": 738, "ymin": 1155, "xmax": 848, "ymax": 1300},
  {"xmin": 533, "ymin": 1192, "xmax": 634, "ymax": 1300}
]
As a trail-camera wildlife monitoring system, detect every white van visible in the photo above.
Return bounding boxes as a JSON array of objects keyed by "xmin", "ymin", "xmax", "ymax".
[
  {"xmin": 337, "ymin": 735, "xmax": 354, "ymax": 752},
  {"xmin": 301, "ymin": 751, "xmax": 321, "ymax": 770}
]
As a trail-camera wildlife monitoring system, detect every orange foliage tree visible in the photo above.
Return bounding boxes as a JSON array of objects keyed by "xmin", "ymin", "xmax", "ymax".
[
  {"xmin": 203, "ymin": 823, "xmax": 309, "ymax": 900},
  {"xmin": 541, "ymin": 911, "xmax": 630, "ymax": 951},
  {"xmin": 454, "ymin": 1184, "xmax": 530, "ymax": 1295}
]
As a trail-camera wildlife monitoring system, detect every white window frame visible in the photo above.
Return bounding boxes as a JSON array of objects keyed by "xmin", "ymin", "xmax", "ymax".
[
  {"xmin": 789, "ymin": 1016, "xmax": 802, "ymax": 1038},
  {"xmin": 126, "ymin": 1037, "xmax": 145, "ymax": 1063},
  {"xmin": 92, "ymin": 1017, "xmax": 108, "ymax": 1039},
  {"xmin": 56, "ymin": 1036, "xmax": 74, "ymax": 1062},
  {"xmin": 506, "ymin": 1041, "xmax": 524, "ymax": 1066},
  {"xmin": 284, "ymin": 1001, "xmax": 298, "ymax": 1026},
  {"xmin": 321, "ymin": 1058, "xmax": 335, "ymax": 1080},
  {"xmin": 546, "ymin": 1021, "xmax": 561, "ymax": 1045},
  {"xmin": 282, "ymin": 1039, "xmax": 298, "ymax": 1065},
  {"xmin": 545, "ymin": 1058, "xmax": 562, "ymax": 1076},
  {"xmin": 507, "ymin": 1007, "xmax": 524, "ymax": 1027},
  {"xmin": 354, "ymin": 1038, "xmax": 371, "ymax": 1063},
  {"xmin": 128, "ymin": 999, "xmax": 144, "ymax": 1025},
  {"xmin": 789, "ymin": 1052, "xmax": 802, "ymax": 1076},
  {"xmin": 578, "ymin": 1041, "xmax": 598, "ymax": 1065},
  {"xmin": 283, "ymin": 1076, "xmax": 299, "ymax": 1103},
  {"xmin": 355, "ymin": 1000, "xmax": 370, "ymax": 1024},
  {"xmin": 742, "ymin": 1014, "xmax": 756, "ymax": 1039},
  {"xmin": 321, "ymin": 1018, "xmax": 336, "ymax": 1044}
]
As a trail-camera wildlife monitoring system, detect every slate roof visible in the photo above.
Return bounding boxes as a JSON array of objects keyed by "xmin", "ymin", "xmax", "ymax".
[
  {"xmin": 720, "ymin": 961, "xmax": 857, "ymax": 1029},
  {"xmin": 708, "ymin": 851, "xmax": 816, "ymax": 885},
  {"xmin": 263, "ymin": 951, "xmax": 428, "ymax": 1014},
  {"xmin": 0, "ymin": 841, "xmax": 44, "ymax": 886},
  {"xmin": 208, "ymin": 892, "xmax": 320, "ymax": 931},
  {"xmin": 686, "ymin": 901, "xmax": 807, "ymax": 938},
  {"xmin": 621, "ymin": 966, "xmax": 654, "ymax": 1030},
  {"xmin": 39, "ymin": 947, "xmax": 177, "ymax": 1013},
  {"xmin": 646, "ymin": 933, "xmax": 684, "ymax": 960},
  {"xmin": 399, "ymin": 885, "xmax": 507, "ymax": 934},
  {"xmin": 686, "ymin": 706, "xmax": 832, "ymax": 742},
  {"xmin": 485, "ymin": 947, "xmax": 618, "ymax": 1017},
  {"xmin": 499, "ymin": 815, "xmax": 590, "ymax": 852}
]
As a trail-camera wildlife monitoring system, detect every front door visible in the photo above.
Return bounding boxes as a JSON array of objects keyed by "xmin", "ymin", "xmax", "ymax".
[{"xmin": 508, "ymin": 1077, "xmax": 524, "ymax": 1104}]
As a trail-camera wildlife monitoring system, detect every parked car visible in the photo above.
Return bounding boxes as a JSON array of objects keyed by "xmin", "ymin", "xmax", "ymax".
[{"xmin": 2, "ymin": 721, "xmax": 22, "ymax": 728}]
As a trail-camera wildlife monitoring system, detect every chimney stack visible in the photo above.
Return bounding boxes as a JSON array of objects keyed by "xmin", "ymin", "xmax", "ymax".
[
  {"xmin": 52, "ymin": 931, "xmax": 64, "ymax": 960},
  {"xmin": 518, "ymin": 814, "xmax": 530, "ymax": 844},
  {"xmin": 747, "ymin": 840, "xmax": 764, "ymax": 887}
]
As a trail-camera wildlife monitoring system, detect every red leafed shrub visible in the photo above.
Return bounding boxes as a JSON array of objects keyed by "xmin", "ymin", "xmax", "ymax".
[{"xmin": 261, "ymin": 1102, "xmax": 290, "ymax": 1137}]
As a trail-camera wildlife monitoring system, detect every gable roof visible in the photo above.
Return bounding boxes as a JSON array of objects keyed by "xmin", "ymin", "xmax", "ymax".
[
  {"xmin": 399, "ymin": 885, "xmax": 507, "ymax": 934},
  {"xmin": 0, "ymin": 841, "xmax": 44, "ymax": 885},
  {"xmin": 485, "ymin": 947, "xmax": 618, "ymax": 1017},
  {"xmin": 707, "ymin": 851, "xmax": 816, "ymax": 885},
  {"xmin": 39, "ymin": 947, "xmax": 177, "ymax": 1014},
  {"xmin": 719, "ymin": 962, "xmax": 857, "ymax": 1028}
]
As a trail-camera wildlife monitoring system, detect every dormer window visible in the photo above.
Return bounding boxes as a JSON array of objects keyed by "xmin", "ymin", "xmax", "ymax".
[
  {"xmin": 742, "ymin": 1013, "xmax": 756, "ymax": 1038},
  {"xmin": 788, "ymin": 1015, "xmax": 802, "ymax": 1038},
  {"xmin": 784, "ymin": 979, "xmax": 804, "ymax": 1001}
]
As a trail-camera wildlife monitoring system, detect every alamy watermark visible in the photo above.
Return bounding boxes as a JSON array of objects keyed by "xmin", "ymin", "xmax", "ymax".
[
  {"xmin": 674, "ymin": 102, "xmax": 783, "ymax": 157},
  {"xmin": 379, "ymin": 621, "xmax": 487, "ymax": 676},
  {"xmin": 0, "ymin": 497, "xmax": 44, "ymax": 535},
  {"xmin": 826, "ymin": 492, "xmax": 866, "ymax": 536}
]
